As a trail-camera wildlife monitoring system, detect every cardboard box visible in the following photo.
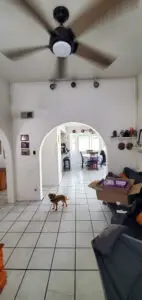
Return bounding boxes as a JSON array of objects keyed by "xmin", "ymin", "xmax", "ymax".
[{"xmin": 88, "ymin": 178, "xmax": 142, "ymax": 205}]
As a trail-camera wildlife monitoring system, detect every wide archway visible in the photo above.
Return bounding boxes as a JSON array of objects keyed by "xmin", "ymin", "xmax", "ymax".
[
  {"xmin": 0, "ymin": 129, "xmax": 15, "ymax": 203},
  {"xmin": 39, "ymin": 122, "xmax": 108, "ymax": 200}
]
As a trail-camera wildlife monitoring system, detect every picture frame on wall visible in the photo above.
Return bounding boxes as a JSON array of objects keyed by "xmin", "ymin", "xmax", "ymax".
[
  {"xmin": 21, "ymin": 142, "xmax": 30, "ymax": 149},
  {"xmin": 21, "ymin": 149, "xmax": 30, "ymax": 156},
  {"xmin": 20, "ymin": 134, "xmax": 29, "ymax": 141}
]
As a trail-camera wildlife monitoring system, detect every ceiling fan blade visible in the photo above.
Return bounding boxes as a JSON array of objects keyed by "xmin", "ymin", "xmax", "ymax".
[
  {"xmin": 57, "ymin": 58, "xmax": 66, "ymax": 79},
  {"xmin": 76, "ymin": 42, "xmax": 115, "ymax": 67},
  {"xmin": 16, "ymin": 0, "xmax": 53, "ymax": 33},
  {"xmin": 2, "ymin": 45, "xmax": 49, "ymax": 60},
  {"xmin": 69, "ymin": 0, "xmax": 138, "ymax": 38}
]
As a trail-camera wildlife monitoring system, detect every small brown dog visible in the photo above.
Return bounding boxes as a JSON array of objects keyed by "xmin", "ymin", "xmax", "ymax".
[{"xmin": 48, "ymin": 193, "xmax": 68, "ymax": 211}]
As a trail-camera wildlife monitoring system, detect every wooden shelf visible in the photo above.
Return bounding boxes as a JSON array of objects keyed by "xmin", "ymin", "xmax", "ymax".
[{"xmin": 110, "ymin": 136, "xmax": 137, "ymax": 141}]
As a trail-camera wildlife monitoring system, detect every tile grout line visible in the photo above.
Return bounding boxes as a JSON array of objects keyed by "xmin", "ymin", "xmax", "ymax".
[
  {"xmin": 86, "ymin": 192, "xmax": 108, "ymax": 235},
  {"xmin": 1, "ymin": 217, "xmax": 107, "ymax": 223},
  {"xmin": 4, "ymin": 203, "xmax": 42, "ymax": 267},
  {"xmin": 0, "ymin": 204, "xmax": 33, "ymax": 248},
  {"xmin": 0, "ymin": 203, "xmax": 24, "ymax": 224},
  {"xmin": 101, "ymin": 206, "xmax": 111, "ymax": 226},
  {"xmin": 42, "ymin": 189, "xmax": 49, "ymax": 201},
  {"xmin": 42, "ymin": 185, "xmax": 76, "ymax": 299},
  {"xmin": 85, "ymin": 190, "xmax": 96, "ymax": 237},
  {"xmin": 13, "ymin": 203, "xmax": 52, "ymax": 300},
  {"xmin": 43, "ymin": 193, "xmax": 64, "ymax": 300},
  {"xmin": 74, "ymin": 184, "xmax": 77, "ymax": 300},
  {"xmin": 6, "ymin": 268, "xmax": 98, "ymax": 271},
  {"xmin": 1, "ymin": 203, "xmax": 43, "ymax": 300},
  {"xmin": 4, "ymin": 246, "xmax": 92, "ymax": 249},
  {"xmin": 2, "ymin": 183, "xmax": 106, "ymax": 298}
]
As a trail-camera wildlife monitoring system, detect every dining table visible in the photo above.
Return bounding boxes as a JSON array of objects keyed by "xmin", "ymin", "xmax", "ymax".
[{"xmin": 81, "ymin": 152, "xmax": 98, "ymax": 168}]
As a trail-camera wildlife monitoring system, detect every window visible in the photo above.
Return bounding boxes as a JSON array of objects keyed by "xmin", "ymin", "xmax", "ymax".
[
  {"xmin": 71, "ymin": 136, "xmax": 76, "ymax": 152},
  {"xmin": 91, "ymin": 136, "xmax": 100, "ymax": 151},
  {"xmin": 79, "ymin": 136, "xmax": 90, "ymax": 151},
  {"xmin": 78, "ymin": 135, "xmax": 100, "ymax": 152}
]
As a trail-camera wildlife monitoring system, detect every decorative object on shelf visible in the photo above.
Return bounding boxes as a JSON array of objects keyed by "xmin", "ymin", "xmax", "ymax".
[
  {"xmin": 111, "ymin": 130, "xmax": 117, "ymax": 138},
  {"xmin": 111, "ymin": 128, "xmax": 137, "ymax": 139},
  {"xmin": 120, "ymin": 130, "xmax": 125, "ymax": 137},
  {"xmin": 21, "ymin": 142, "xmax": 29, "ymax": 149},
  {"xmin": 72, "ymin": 130, "xmax": 76, "ymax": 133},
  {"xmin": 123, "ymin": 130, "xmax": 130, "ymax": 137},
  {"xmin": 126, "ymin": 142, "xmax": 133, "ymax": 150},
  {"xmin": 21, "ymin": 149, "xmax": 30, "ymax": 156},
  {"xmin": 81, "ymin": 129, "xmax": 85, "ymax": 133},
  {"xmin": 129, "ymin": 127, "xmax": 135, "ymax": 137},
  {"xmin": 123, "ymin": 130, "xmax": 129, "ymax": 137},
  {"xmin": 118, "ymin": 142, "xmax": 125, "ymax": 150},
  {"xmin": 129, "ymin": 128, "xmax": 137, "ymax": 137},
  {"xmin": 20, "ymin": 134, "xmax": 29, "ymax": 141}
]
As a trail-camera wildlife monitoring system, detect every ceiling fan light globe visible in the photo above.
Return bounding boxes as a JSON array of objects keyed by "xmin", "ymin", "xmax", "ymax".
[{"xmin": 53, "ymin": 41, "xmax": 71, "ymax": 57}]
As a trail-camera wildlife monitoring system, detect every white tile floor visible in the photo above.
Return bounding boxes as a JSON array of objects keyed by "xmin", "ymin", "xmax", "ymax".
[
  {"xmin": 0, "ymin": 190, "xmax": 7, "ymax": 206},
  {"xmin": 0, "ymin": 168, "xmax": 111, "ymax": 300}
]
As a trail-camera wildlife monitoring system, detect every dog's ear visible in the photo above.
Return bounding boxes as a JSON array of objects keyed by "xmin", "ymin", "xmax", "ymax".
[{"xmin": 48, "ymin": 193, "xmax": 56, "ymax": 200}]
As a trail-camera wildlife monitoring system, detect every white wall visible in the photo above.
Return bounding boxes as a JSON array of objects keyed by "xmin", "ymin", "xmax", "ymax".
[
  {"xmin": 57, "ymin": 128, "xmax": 62, "ymax": 184},
  {"xmin": 41, "ymin": 128, "xmax": 62, "ymax": 187},
  {"xmin": 0, "ymin": 151, "xmax": 5, "ymax": 168},
  {"xmin": 11, "ymin": 79, "xmax": 136, "ymax": 201},
  {"xmin": 0, "ymin": 78, "xmax": 15, "ymax": 203},
  {"xmin": 0, "ymin": 79, "xmax": 11, "ymax": 141}
]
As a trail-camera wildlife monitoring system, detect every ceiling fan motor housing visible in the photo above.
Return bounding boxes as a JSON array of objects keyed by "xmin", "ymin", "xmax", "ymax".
[
  {"xmin": 49, "ymin": 27, "xmax": 78, "ymax": 57},
  {"xmin": 53, "ymin": 6, "xmax": 69, "ymax": 25}
]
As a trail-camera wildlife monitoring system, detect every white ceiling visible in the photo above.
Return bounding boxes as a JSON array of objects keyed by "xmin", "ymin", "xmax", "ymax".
[{"xmin": 0, "ymin": 0, "xmax": 142, "ymax": 82}]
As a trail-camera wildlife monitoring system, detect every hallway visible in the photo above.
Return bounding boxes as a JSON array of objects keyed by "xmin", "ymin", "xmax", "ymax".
[{"xmin": 0, "ymin": 168, "xmax": 111, "ymax": 300}]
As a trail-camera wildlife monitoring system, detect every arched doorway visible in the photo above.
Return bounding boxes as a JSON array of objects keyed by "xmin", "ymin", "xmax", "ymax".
[
  {"xmin": 0, "ymin": 129, "xmax": 15, "ymax": 203},
  {"xmin": 39, "ymin": 122, "xmax": 108, "ymax": 200}
]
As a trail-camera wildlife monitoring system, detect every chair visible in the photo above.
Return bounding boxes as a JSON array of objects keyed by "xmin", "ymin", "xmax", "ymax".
[
  {"xmin": 86, "ymin": 154, "xmax": 99, "ymax": 170},
  {"xmin": 80, "ymin": 152, "xmax": 84, "ymax": 168},
  {"xmin": 63, "ymin": 157, "xmax": 71, "ymax": 170}
]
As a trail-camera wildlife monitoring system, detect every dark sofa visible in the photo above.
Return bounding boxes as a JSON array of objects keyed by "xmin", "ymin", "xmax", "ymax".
[
  {"xmin": 111, "ymin": 197, "xmax": 142, "ymax": 240},
  {"xmin": 124, "ymin": 167, "xmax": 142, "ymax": 183},
  {"xmin": 92, "ymin": 225, "xmax": 142, "ymax": 300}
]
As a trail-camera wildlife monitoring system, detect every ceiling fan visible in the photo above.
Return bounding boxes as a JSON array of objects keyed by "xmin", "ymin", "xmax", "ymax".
[{"xmin": 1, "ymin": 0, "xmax": 138, "ymax": 78}]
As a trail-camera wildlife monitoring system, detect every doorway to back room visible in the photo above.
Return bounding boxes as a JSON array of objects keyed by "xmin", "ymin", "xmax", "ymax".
[
  {"xmin": 39, "ymin": 122, "xmax": 108, "ymax": 200},
  {"xmin": 0, "ymin": 139, "xmax": 7, "ymax": 204}
]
